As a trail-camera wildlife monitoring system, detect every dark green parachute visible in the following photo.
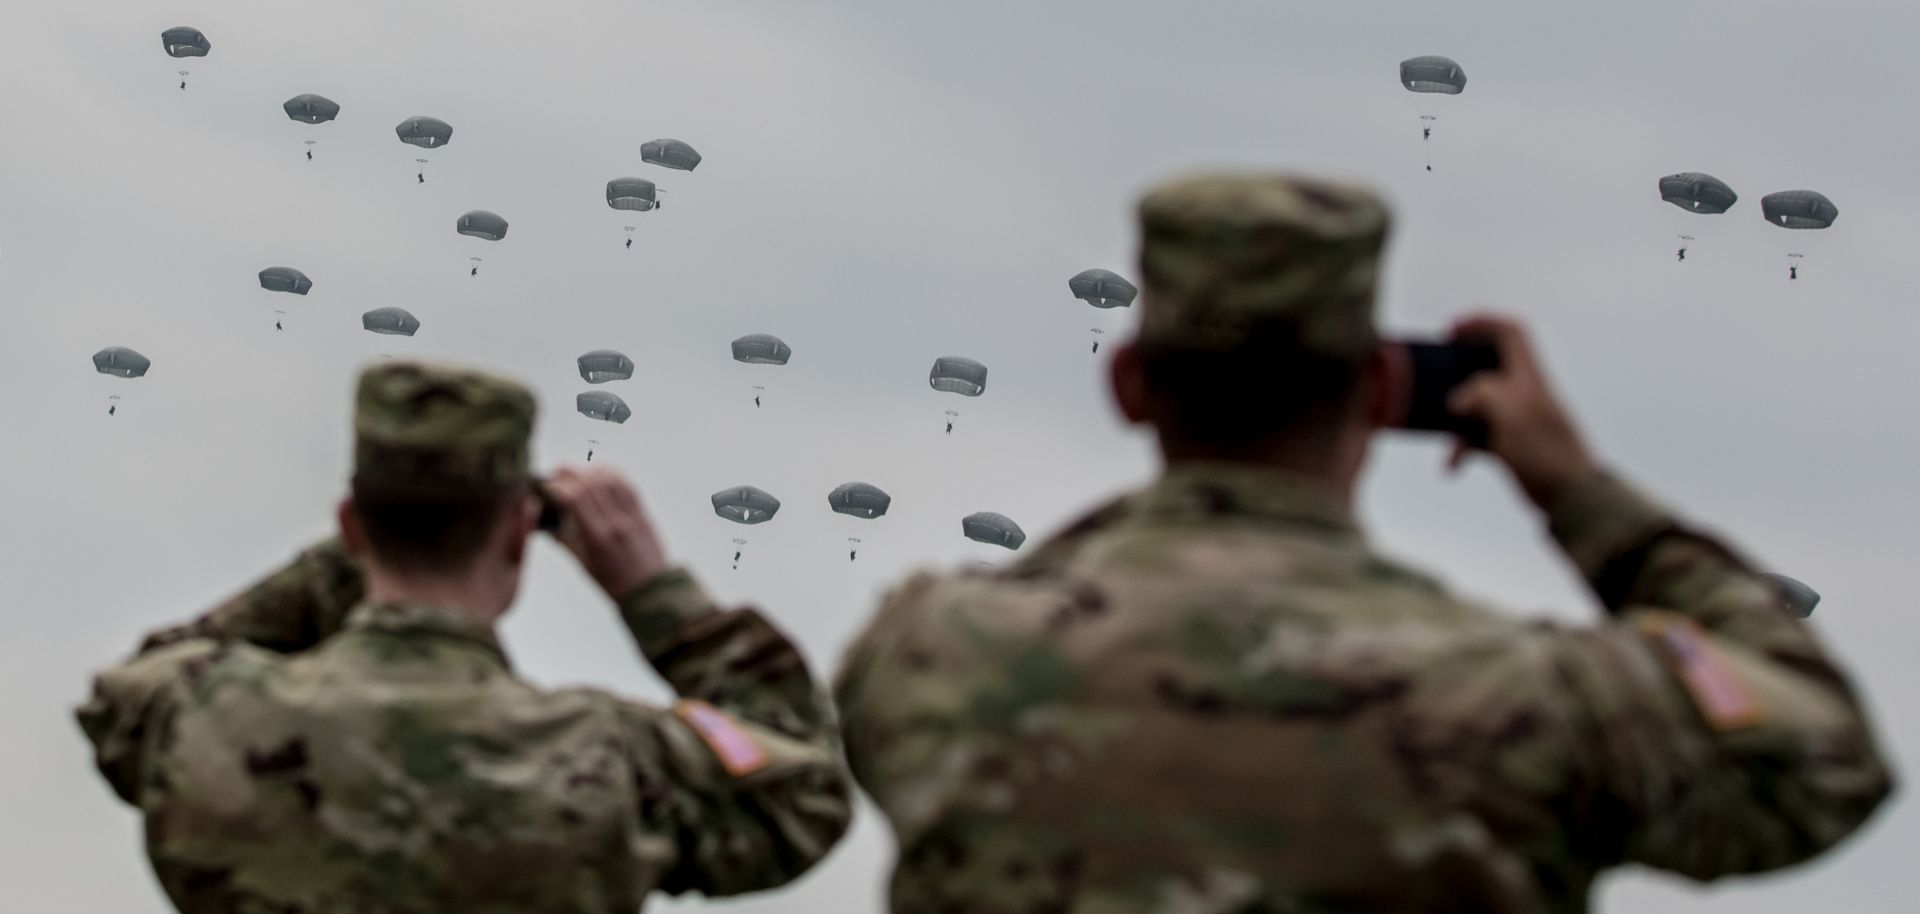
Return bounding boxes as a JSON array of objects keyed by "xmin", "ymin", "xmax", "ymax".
[
  {"xmin": 577, "ymin": 391, "xmax": 632, "ymax": 424},
  {"xmin": 732, "ymin": 334, "xmax": 792, "ymax": 365},
  {"xmin": 963, "ymin": 512, "xmax": 1026, "ymax": 550},
  {"xmin": 930, "ymin": 357, "xmax": 988, "ymax": 396},
  {"xmin": 1764, "ymin": 573, "xmax": 1820, "ymax": 618},
  {"xmin": 283, "ymin": 94, "xmax": 340, "ymax": 125},
  {"xmin": 361, "ymin": 308, "xmax": 419, "ymax": 336},
  {"xmin": 456, "ymin": 211, "xmax": 508, "ymax": 241},
  {"xmin": 577, "ymin": 350, "xmax": 635, "ymax": 383},
  {"xmin": 829, "ymin": 483, "xmax": 891, "ymax": 519},
  {"xmin": 258, "ymin": 267, "xmax": 312, "ymax": 294},
  {"xmin": 395, "ymin": 116, "xmax": 453, "ymax": 148},
  {"xmin": 641, "ymin": 139, "xmax": 701, "ymax": 171},
  {"xmin": 1069, "ymin": 269, "xmax": 1137, "ymax": 309},
  {"xmin": 93, "ymin": 347, "xmax": 151, "ymax": 378},
  {"xmin": 607, "ymin": 178, "xmax": 660, "ymax": 212},
  {"xmin": 1658, "ymin": 173, "xmax": 1738, "ymax": 214},
  {"xmin": 713, "ymin": 486, "xmax": 781, "ymax": 524},
  {"xmin": 162, "ymin": 27, "xmax": 210, "ymax": 58},
  {"xmin": 1400, "ymin": 56, "xmax": 1466, "ymax": 94},
  {"xmin": 1761, "ymin": 191, "xmax": 1838, "ymax": 229}
]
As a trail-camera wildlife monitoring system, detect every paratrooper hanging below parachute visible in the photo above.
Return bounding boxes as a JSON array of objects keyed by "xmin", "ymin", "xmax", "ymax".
[
  {"xmin": 1399, "ymin": 56, "xmax": 1465, "ymax": 172},
  {"xmin": 93, "ymin": 346, "xmax": 150, "ymax": 416},
  {"xmin": 162, "ymin": 27, "xmax": 209, "ymax": 89},
  {"xmin": 396, "ymin": 117, "xmax": 452, "ymax": 181}
]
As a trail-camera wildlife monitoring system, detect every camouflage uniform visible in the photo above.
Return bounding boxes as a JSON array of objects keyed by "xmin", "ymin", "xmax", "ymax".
[
  {"xmin": 834, "ymin": 174, "xmax": 1893, "ymax": 914},
  {"xmin": 78, "ymin": 363, "xmax": 852, "ymax": 914}
]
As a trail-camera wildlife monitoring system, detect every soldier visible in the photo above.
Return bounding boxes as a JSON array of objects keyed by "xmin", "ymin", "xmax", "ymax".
[
  {"xmin": 77, "ymin": 361, "xmax": 851, "ymax": 913},
  {"xmin": 834, "ymin": 172, "xmax": 1893, "ymax": 913}
]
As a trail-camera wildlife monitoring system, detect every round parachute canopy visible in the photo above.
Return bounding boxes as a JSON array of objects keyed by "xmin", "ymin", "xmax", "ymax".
[
  {"xmin": 962, "ymin": 512, "xmax": 1026, "ymax": 550},
  {"xmin": 1658, "ymin": 173, "xmax": 1738, "ymax": 215},
  {"xmin": 576, "ymin": 391, "xmax": 632, "ymax": 424},
  {"xmin": 641, "ymin": 138, "xmax": 702, "ymax": 171},
  {"xmin": 606, "ymin": 177, "xmax": 660, "ymax": 212},
  {"xmin": 1068, "ymin": 269, "xmax": 1138, "ymax": 309},
  {"xmin": 283, "ymin": 94, "xmax": 340, "ymax": 125},
  {"xmin": 577, "ymin": 350, "xmax": 635, "ymax": 383},
  {"xmin": 713, "ymin": 486, "xmax": 781, "ymax": 525},
  {"xmin": 456, "ymin": 210, "xmax": 509, "ymax": 241},
  {"xmin": 93, "ymin": 347, "xmax": 151, "ymax": 378},
  {"xmin": 361, "ymin": 307, "xmax": 420, "ymax": 336},
  {"xmin": 162, "ymin": 27, "xmax": 210, "ymax": 58},
  {"xmin": 828, "ymin": 483, "xmax": 892, "ymax": 519},
  {"xmin": 930, "ymin": 357, "xmax": 988, "ymax": 396},
  {"xmin": 258, "ymin": 267, "xmax": 313, "ymax": 294},
  {"xmin": 1760, "ymin": 191, "xmax": 1838, "ymax": 229},
  {"xmin": 1400, "ymin": 56, "xmax": 1466, "ymax": 94},
  {"xmin": 731, "ymin": 334, "xmax": 792, "ymax": 365},
  {"xmin": 395, "ymin": 116, "xmax": 453, "ymax": 149},
  {"xmin": 1764, "ymin": 573, "xmax": 1821, "ymax": 618}
]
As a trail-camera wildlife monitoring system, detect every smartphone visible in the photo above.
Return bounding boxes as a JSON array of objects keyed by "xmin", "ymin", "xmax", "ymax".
[
  {"xmin": 531, "ymin": 479, "xmax": 566, "ymax": 533},
  {"xmin": 1389, "ymin": 339, "xmax": 1500, "ymax": 448}
]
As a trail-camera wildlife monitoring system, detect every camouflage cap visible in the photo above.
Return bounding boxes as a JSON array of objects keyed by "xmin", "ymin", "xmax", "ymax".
[
  {"xmin": 1136, "ymin": 172, "xmax": 1391, "ymax": 354},
  {"xmin": 352, "ymin": 361, "xmax": 536, "ymax": 490}
]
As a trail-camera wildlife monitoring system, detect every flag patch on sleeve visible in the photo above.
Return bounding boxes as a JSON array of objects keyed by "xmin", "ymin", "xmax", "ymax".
[
  {"xmin": 674, "ymin": 701, "xmax": 770, "ymax": 777},
  {"xmin": 1639, "ymin": 615, "xmax": 1767, "ymax": 731}
]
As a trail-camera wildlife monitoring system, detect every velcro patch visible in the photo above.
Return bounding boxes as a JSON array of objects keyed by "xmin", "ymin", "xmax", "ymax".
[
  {"xmin": 1639, "ymin": 615, "xmax": 1767, "ymax": 731},
  {"xmin": 674, "ymin": 701, "xmax": 770, "ymax": 777}
]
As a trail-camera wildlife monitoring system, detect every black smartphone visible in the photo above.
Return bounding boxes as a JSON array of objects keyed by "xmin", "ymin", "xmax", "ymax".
[
  {"xmin": 531, "ymin": 479, "xmax": 566, "ymax": 533},
  {"xmin": 1391, "ymin": 339, "xmax": 1500, "ymax": 448}
]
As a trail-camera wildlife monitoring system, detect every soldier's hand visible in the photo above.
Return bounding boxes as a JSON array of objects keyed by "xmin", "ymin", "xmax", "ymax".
[
  {"xmin": 544, "ymin": 466, "xmax": 672, "ymax": 599},
  {"xmin": 1444, "ymin": 314, "xmax": 1598, "ymax": 507}
]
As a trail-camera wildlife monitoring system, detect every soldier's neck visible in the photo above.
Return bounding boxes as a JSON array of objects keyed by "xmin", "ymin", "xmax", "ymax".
[
  {"xmin": 1159, "ymin": 443, "xmax": 1361, "ymax": 509},
  {"xmin": 364, "ymin": 568, "xmax": 508, "ymax": 624}
]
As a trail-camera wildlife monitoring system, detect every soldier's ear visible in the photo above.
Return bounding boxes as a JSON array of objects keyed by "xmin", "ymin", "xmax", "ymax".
[
  {"xmin": 337, "ymin": 497, "xmax": 366, "ymax": 556},
  {"xmin": 1109, "ymin": 341, "xmax": 1150, "ymax": 425}
]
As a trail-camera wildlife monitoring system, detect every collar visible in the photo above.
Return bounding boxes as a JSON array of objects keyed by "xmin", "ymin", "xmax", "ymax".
[
  {"xmin": 342, "ymin": 602, "xmax": 512, "ymax": 670},
  {"xmin": 1129, "ymin": 461, "xmax": 1360, "ymax": 536}
]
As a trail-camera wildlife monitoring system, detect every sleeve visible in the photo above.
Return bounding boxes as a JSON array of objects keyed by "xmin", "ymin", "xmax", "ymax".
[
  {"xmin": 74, "ymin": 640, "xmax": 223, "ymax": 805},
  {"xmin": 612, "ymin": 568, "xmax": 854, "ymax": 897},
  {"xmin": 136, "ymin": 538, "xmax": 364, "ymax": 656},
  {"xmin": 1540, "ymin": 470, "xmax": 1895, "ymax": 877}
]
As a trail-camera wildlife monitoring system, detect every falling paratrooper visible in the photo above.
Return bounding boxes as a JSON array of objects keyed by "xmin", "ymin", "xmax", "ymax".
[
  {"xmin": 829, "ymin": 482, "xmax": 892, "ymax": 561},
  {"xmin": 161, "ymin": 27, "xmax": 209, "ymax": 89},
  {"xmin": 456, "ymin": 211, "xmax": 508, "ymax": 275},
  {"xmin": 713, "ymin": 486, "xmax": 781, "ymax": 568},
  {"xmin": 1760, "ymin": 190, "xmax": 1837, "ymax": 280},
  {"xmin": 1658, "ymin": 172, "xmax": 1737, "ymax": 261},
  {"xmin": 930, "ymin": 356, "xmax": 987, "ymax": 434},
  {"xmin": 396, "ymin": 116, "xmax": 453, "ymax": 182},
  {"xmin": 283, "ymin": 94, "xmax": 339, "ymax": 159},
  {"xmin": 1399, "ymin": 55, "xmax": 1466, "ymax": 172},
  {"xmin": 732, "ymin": 334, "xmax": 791, "ymax": 407},
  {"xmin": 93, "ymin": 346, "xmax": 150, "ymax": 415}
]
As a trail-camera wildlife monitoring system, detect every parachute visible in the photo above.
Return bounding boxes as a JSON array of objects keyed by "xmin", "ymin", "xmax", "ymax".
[
  {"xmin": 1761, "ymin": 190, "xmax": 1839, "ymax": 229},
  {"xmin": 712, "ymin": 486, "xmax": 781, "ymax": 525},
  {"xmin": 1764, "ymin": 573, "xmax": 1820, "ymax": 618},
  {"xmin": 161, "ymin": 27, "xmax": 210, "ymax": 58},
  {"xmin": 258, "ymin": 267, "xmax": 312, "ymax": 294},
  {"xmin": 576, "ymin": 391, "xmax": 632, "ymax": 424},
  {"xmin": 1068, "ymin": 269, "xmax": 1138, "ymax": 309},
  {"xmin": 731, "ymin": 334, "xmax": 792, "ymax": 365},
  {"xmin": 456, "ymin": 211, "xmax": 509, "ymax": 241},
  {"xmin": 283, "ymin": 94, "xmax": 340, "ymax": 125},
  {"xmin": 930, "ymin": 357, "xmax": 988, "ymax": 397},
  {"xmin": 607, "ymin": 178, "xmax": 661, "ymax": 212},
  {"xmin": 1658, "ymin": 173, "xmax": 1738, "ymax": 214},
  {"xmin": 395, "ymin": 116, "xmax": 453, "ymax": 149},
  {"xmin": 577, "ymin": 350, "xmax": 635, "ymax": 383},
  {"xmin": 361, "ymin": 307, "xmax": 420, "ymax": 336},
  {"xmin": 828, "ymin": 483, "xmax": 892, "ymax": 519},
  {"xmin": 641, "ymin": 138, "xmax": 702, "ymax": 171},
  {"xmin": 963, "ymin": 512, "xmax": 1026, "ymax": 550},
  {"xmin": 1399, "ymin": 56, "xmax": 1467, "ymax": 94},
  {"xmin": 93, "ymin": 347, "xmax": 151, "ymax": 378}
]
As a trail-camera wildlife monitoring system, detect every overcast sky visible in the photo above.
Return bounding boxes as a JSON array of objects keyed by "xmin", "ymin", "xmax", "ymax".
[{"xmin": 2, "ymin": 1, "xmax": 1912, "ymax": 911}]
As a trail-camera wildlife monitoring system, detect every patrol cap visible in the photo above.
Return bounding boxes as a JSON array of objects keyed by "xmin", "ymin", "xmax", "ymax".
[
  {"xmin": 352, "ymin": 360, "xmax": 536, "ymax": 491},
  {"xmin": 1135, "ymin": 172, "xmax": 1391, "ymax": 355}
]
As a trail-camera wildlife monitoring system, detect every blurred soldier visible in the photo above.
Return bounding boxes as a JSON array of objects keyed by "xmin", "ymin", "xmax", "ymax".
[
  {"xmin": 835, "ymin": 172, "xmax": 1892, "ymax": 913},
  {"xmin": 78, "ymin": 361, "xmax": 851, "ymax": 914}
]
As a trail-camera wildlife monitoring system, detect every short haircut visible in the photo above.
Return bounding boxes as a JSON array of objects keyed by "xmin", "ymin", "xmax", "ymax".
[
  {"xmin": 1136, "ymin": 337, "xmax": 1368, "ymax": 451},
  {"xmin": 349, "ymin": 480, "xmax": 522, "ymax": 574}
]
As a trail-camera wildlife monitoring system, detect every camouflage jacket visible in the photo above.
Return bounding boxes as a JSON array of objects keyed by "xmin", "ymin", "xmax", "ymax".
[
  {"xmin": 77, "ymin": 539, "xmax": 852, "ymax": 914},
  {"xmin": 835, "ymin": 463, "xmax": 1893, "ymax": 914}
]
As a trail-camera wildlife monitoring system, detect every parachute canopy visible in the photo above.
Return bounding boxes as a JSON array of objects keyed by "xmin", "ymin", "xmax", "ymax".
[
  {"xmin": 731, "ymin": 334, "xmax": 792, "ymax": 365},
  {"xmin": 162, "ymin": 27, "xmax": 210, "ymax": 58},
  {"xmin": 1761, "ymin": 191, "xmax": 1839, "ymax": 229},
  {"xmin": 93, "ymin": 347, "xmax": 151, "ymax": 378},
  {"xmin": 1400, "ymin": 56, "xmax": 1466, "ymax": 94},
  {"xmin": 395, "ymin": 116, "xmax": 453, "ymax": 149},
  {"xmin": 963, "ymin": 512, "xmax": 1026, "ymax": 550},
  {"xmin": 283, "ymin": 94, "xmax": 340, "ymax": 125},
  {"xmin": 641, "ymin": 138, "xmax": 702, "ymax": 171},
  {"xmin": 1658, "ymin": 173, "xmax": 1738, "ymax": 215},
  {"xmin": 456, "ymin": 210, "xmax": 509, "ymax": 241},
  {"xmin": 1068, "ymin": 269, "xmax": 1138, "ymax": 309},
  {"xmin": 1764, "ymin": 573, "xmax": 1821, "ymax": 618},
  {"xmin": 576, "ymin": 391, "xmax": 632, "ymax": 424},
  {"xmin": 828, "ymin": 483, "xmax": 892, "ymax": 519},
  {"xmin": 712, "ymin": 486, "xmax": 781, "ymax": 525},
  {"xmin": 930, "ymin": 357, "xmax": 988, "ymax": 396},
  {"xmin": 577, "ymin": 350, "xmax": 635, "ymax": 383},
  {"xmin": 258, "ymin": 267, "xmax": 312, "ymax": 294},
  {"xmin": 361, "ymin": 307, "xmax": 420, "ymax": 336},
  {"xmin": 606, "ymin": 178, "xmax": 660, "ymax": 212}
]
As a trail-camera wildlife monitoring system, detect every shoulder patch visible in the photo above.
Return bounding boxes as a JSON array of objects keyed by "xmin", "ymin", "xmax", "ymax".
[
  {"xmin": 1637, "ymin": 614, "xmax": 1766, "ymax": 732},
  {"xmin": 674, "ymin": 701, "xmax": 770, "ymax": 777}
]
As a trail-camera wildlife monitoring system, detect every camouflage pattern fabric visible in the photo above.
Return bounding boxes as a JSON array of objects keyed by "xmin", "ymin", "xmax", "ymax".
[
  {"xmin": 835, "ymin": 463, "xmax": 1893, "ymax": 914},
  {"xmin": 78, "ymin": 540, "xmax": 853, "ymax": 913},
  {"xmin": 353, "ymin": 361, "xmax": 537, "ymax": 489}
]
